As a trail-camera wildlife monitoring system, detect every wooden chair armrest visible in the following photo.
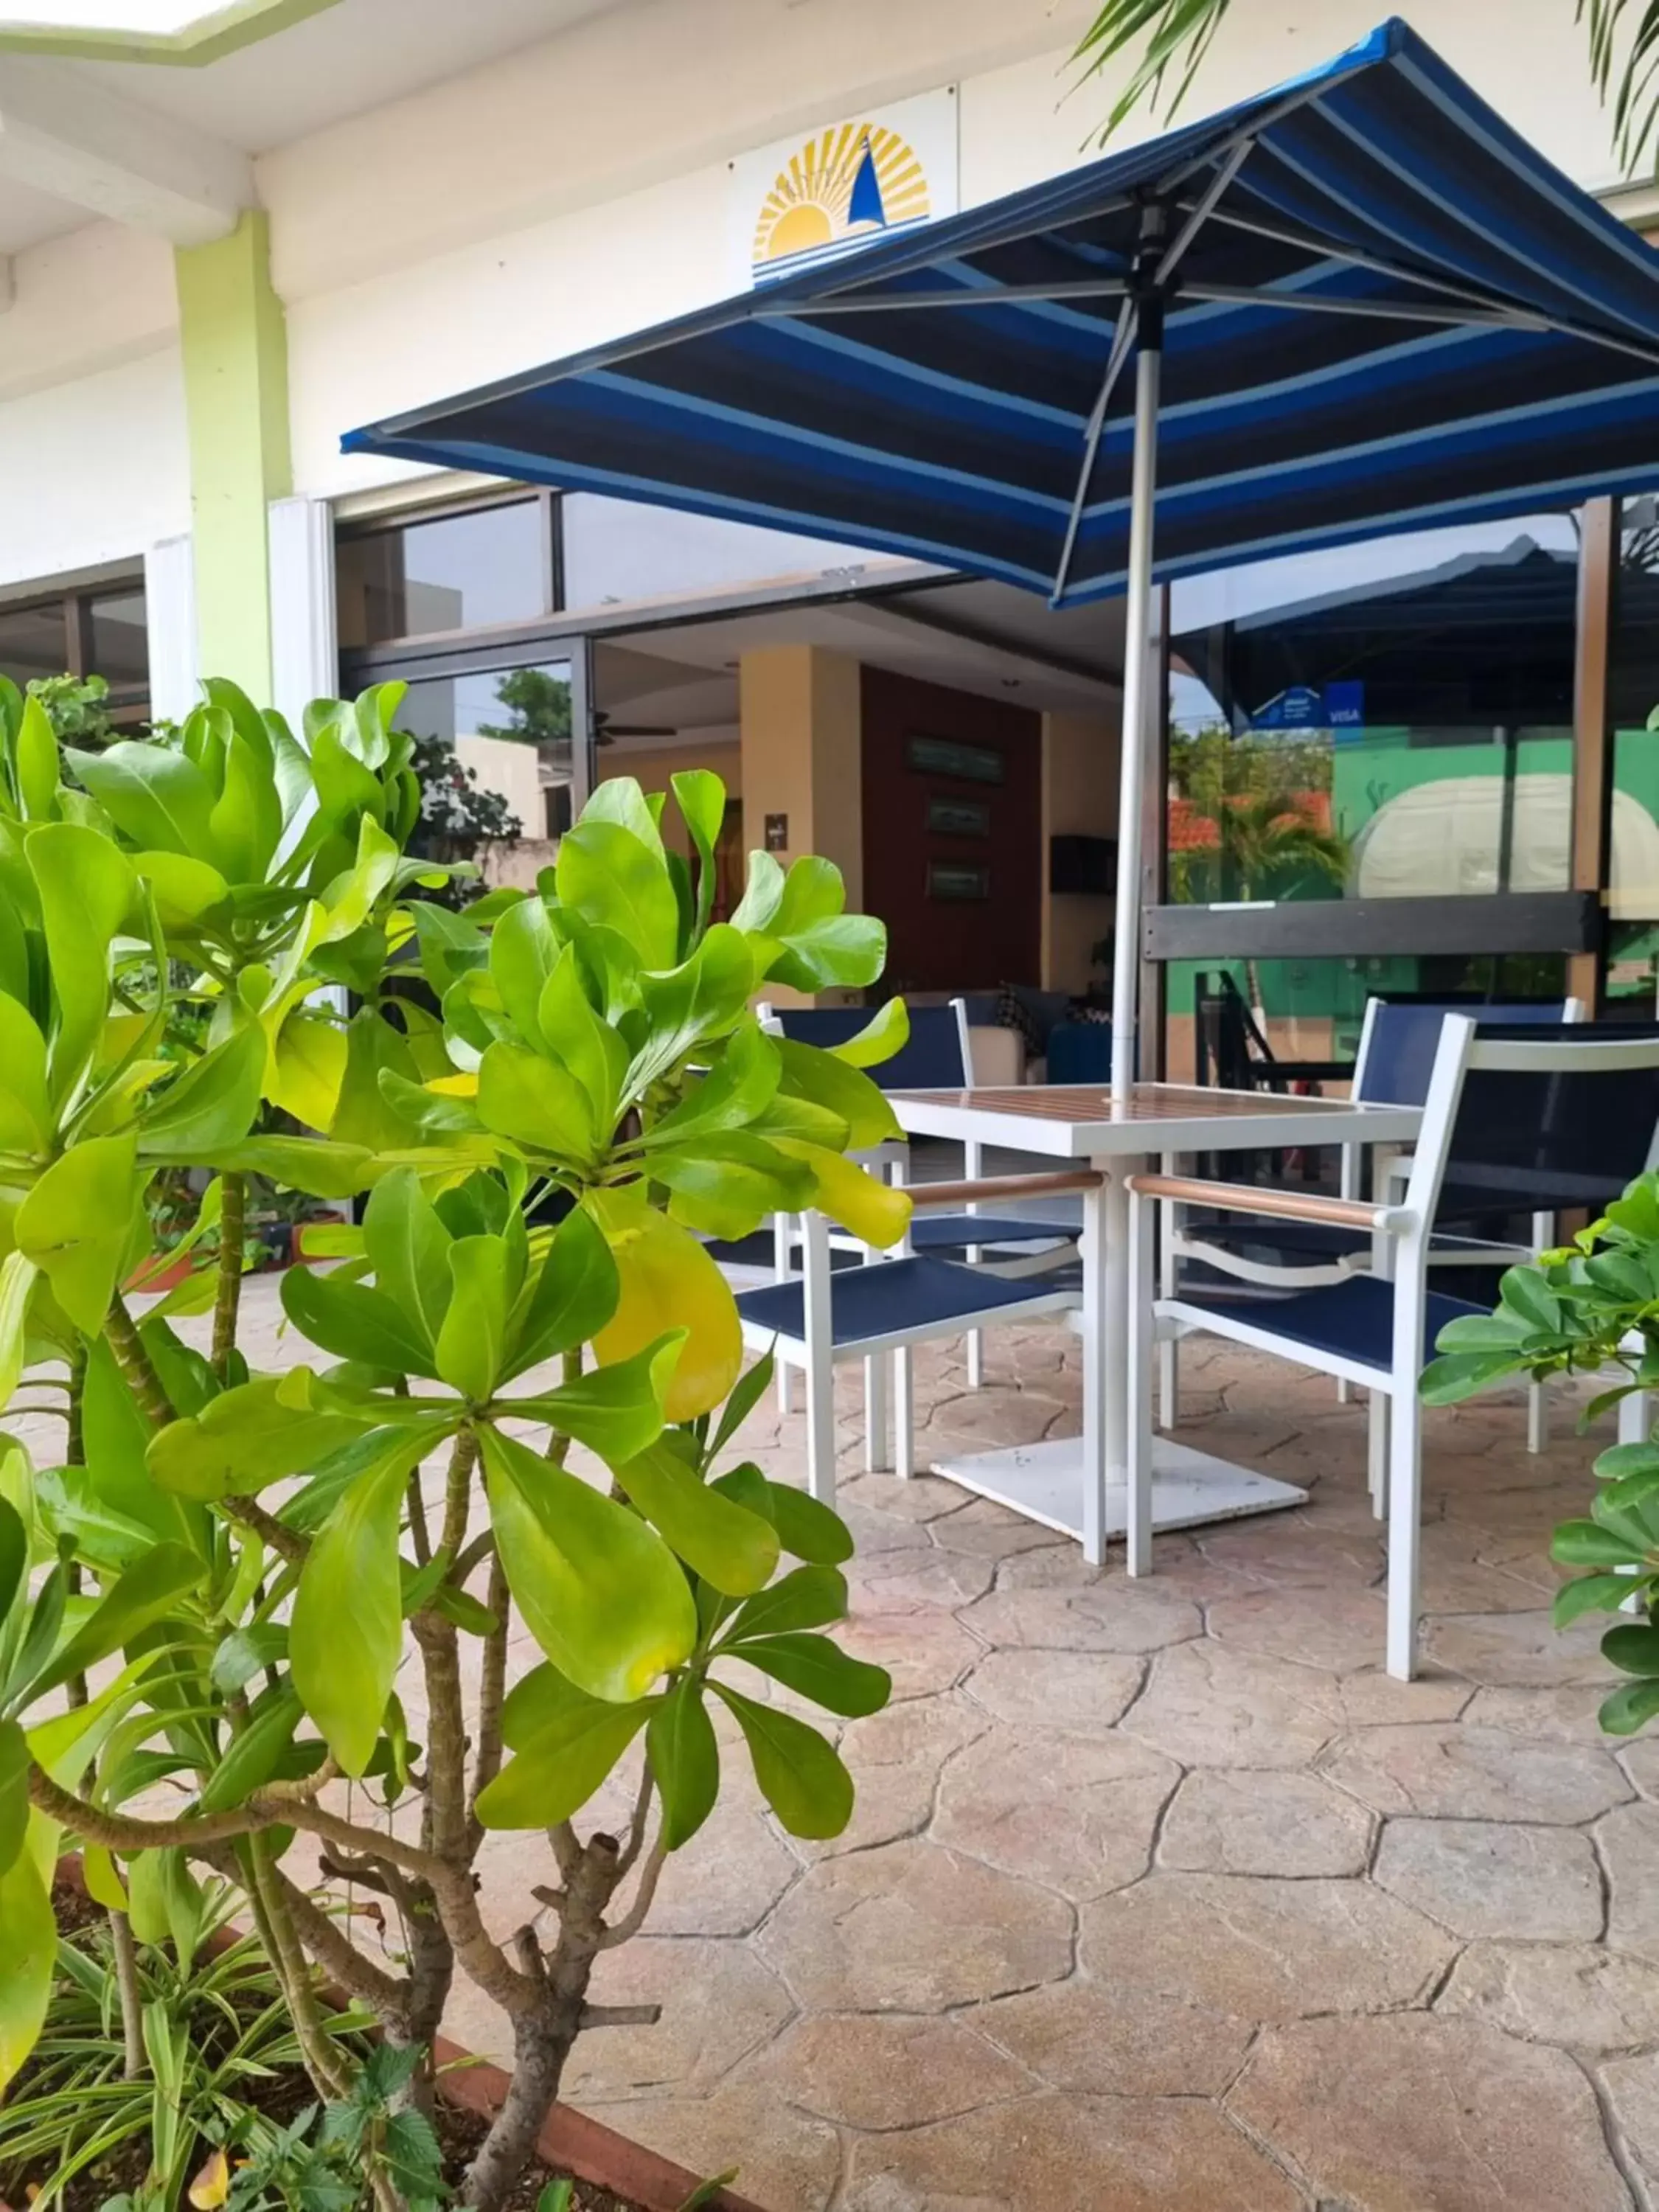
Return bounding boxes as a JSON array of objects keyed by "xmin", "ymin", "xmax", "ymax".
[
  {"xmin": 908, "ymin": 1169, "xmax": 1103, "ymax": 1212},
  {"xmin": 1126, "ymin": 1173, "xmax": 1408, "ymax": 1234}
]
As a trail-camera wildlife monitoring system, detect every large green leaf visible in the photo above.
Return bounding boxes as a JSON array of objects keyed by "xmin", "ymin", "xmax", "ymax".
[
  {"xmin": 192, "ymin": 1137, "xmax": 376, "ymax": 1198},
  {"xmin": 0, "ymin": 1251, "xmax": 38, "ymax": 1416},
  {"xmin": 504, "ymin": 1205, "xmax": 619, "ymax": 1381},
  {"xmin": 711, "ymin": 1681, "xmax": 854, "ymax": 1840},
  {"xmin": 650, "ymin": 1130, "xmax": 815, "ymax": 1242},
  {"xmin": 64, "ymin": 741, "xmax": 218, "ymax": 861},
  {"xmin": 133, "ymin": 849, "xmax": 232, "ymax": 931},
  {"xmin": 488, "ymin": 892, "xmax": 563, "ymax": 1048},
  {"xmin": 613, "ymin": 1439, "xmax": 779, "ymax": 1595},
  {"xmin": 647, "ymin": 1677, "xmax": 719, "ymax": 1849},
  {"xmin": 476, "ymin": 1041, "xmax": 596, "ymax": 1163},
  {"xmin": 135, "ymin": 1021, "xmax": 267, "ymax": 1153},
  {"xmin": 628, "ymin": 926, "xmax": 754, "ymax": 1094},
  {"xmin": 721, "ymin": 1565, "xmax": 849, "ymax": 1644},
  {"xmin": 281, "ymin": 1265, "xmax": 435, "ymax": 1378},
  {"xmin": 0, "ymin": 1496, "xmax": 25, "ymax": 1627},
  {"xmin": 671, "ymin": 769, "xmax": 725, "ymax": 939},
  {"xmin": 480, "ymin": 1423, "xmax": 697, "ymax": 1703},
  {"xmin": 14, "ymin": 1134, "xmax": 139, "ymax": 1334},
  {"xmin": 208, "ymin": 731, "xmax": 283, "ymax": 883},
  {"xmin": 26, "ymin": 822, "xmax": 136, "ymax": 1096},
  {"xmin": 27, "ymin": 1542, "xmax": 202, "ymax": 1701},
  {"xmin": 0, "ymin": 1718, "xmax": 27, "ymax": 1877},
  {"xmin": 512, "ymin": 1333, "xmax": 681, "ymax": 1464},
  {"xmin": 291, "ymin": 1428, "xmax": 428, "ymax": 1776},
  {"xmin": 538, "ymin": 947, "xmax": 626, "ymax": 1130},
  {"xmin": 554, "ymin": 818, "xmax": 680, "ymax": 969},
  {"xmin": 364, "ymin": 1165, "xmax": 453, "ymax": 1352},
  {"xmin": 147, "ymin": 1377, "xmax": 371, "ymax": 1501},
  {"xmin": 776, "ymin": 1039, "xmax": 902, "ymax": 1151},
  {"xmin": 0, "ymin": 992, "xmax": 52, "ymax": 1154},
  {"xmin": 13, "ymin": 696, "xmax": 58, "ymax": 824},
  {"xmin": 474, "ymin": 1688, "xmax": 656, "ymax": 1829},
  {"xmin": 0, "ymin": 1846, "xmax": 54, "ymax": 2093},
  {"xmin": 727, "ymin": 1631, "xmax": 890, "ymax": 1717},
  {"xmin": 636, "ymin": 1018, "xmax": 781, "ymax": 1150},
  {"xmin": 434, "ymin": 1236, "xmax": 516, "ymax": 1402}
]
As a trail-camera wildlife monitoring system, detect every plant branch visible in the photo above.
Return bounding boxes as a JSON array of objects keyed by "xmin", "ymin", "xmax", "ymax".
[
  {"xmin": 104, "ymin": 1293, "xmax": 175, "ymax": 1429},
  {"xmin": 212, "ymin": 1169, "xmax": 246, "ymax": 1381},
  {"xmin": 599, "ymin": 1832, "xmax": 668, "ymax": 1949},
  {"xmin": 108, "ymin": 1907, "xmax": 145, "ymax": 2078},
  {"xmin": 467, "ymin": 1552, "xmax": 511, "ymax": 1843}
]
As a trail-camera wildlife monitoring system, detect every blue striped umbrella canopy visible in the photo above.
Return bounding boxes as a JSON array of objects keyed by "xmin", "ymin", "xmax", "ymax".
[{"xmin": 347, "ymin": 15, "xmax": 1659, "ymax": 1085}]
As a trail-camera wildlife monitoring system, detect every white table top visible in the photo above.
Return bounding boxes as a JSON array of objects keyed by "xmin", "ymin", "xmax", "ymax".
[{"xmin": 888, "ymin": 1082, "xmax": 1425, "ymax": 1160}]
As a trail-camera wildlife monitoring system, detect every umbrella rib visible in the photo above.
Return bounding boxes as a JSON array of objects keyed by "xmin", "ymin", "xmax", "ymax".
[
  {"xmin": 1180, "ymin": 281, "xmax": 1551, "ymax": 330},
  {"xmin": 1049, "ymin": 298, "xmax": 1138, "ymax": 608},
  {"xmin": 1156, "ymin": 137, "xmax": 1256, "ymax": 285},
  {"xmin": 755, "ymin": 280, "xmax": 1129, "ymax": 316}
]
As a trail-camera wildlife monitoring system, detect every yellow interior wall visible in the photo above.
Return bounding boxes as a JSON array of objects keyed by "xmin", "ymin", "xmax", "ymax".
[
  {"xmin": 600, "ymin": 738, "xmax": 742, "ymax": 856},
  {"xmin": 738, "ymin": 646, "xmax": 862, "ymax": 1001},
  {"xmin": 1041, "ymin": 708, "xmax": 1120, "ymax": 994}
]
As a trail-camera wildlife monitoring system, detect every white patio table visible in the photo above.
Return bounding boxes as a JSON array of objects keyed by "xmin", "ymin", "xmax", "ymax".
[{"xmin": 886, "ymin": 1083, "xmax": 1425, "ymax": 1570}]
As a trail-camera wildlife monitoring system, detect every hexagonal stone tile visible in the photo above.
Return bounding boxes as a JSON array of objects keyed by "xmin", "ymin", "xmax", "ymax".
[
  {"xmin": 1080, "ymin": 1874, "xmax": 1453, "ymax": 2020},
  {"xmin": 842, "ymin": 2091, "xmax": 1302, "ymax": 2212},
  {"xmin": 1600, "ymin": 2053, "xmax": 1659, "ymax": 2185},
  {"xmin": 1159, "ymin": 1770, "xmax": 1372, "ymax": 1877},
  {"xmin": 1121, "ymin": 1640, "xmax": 1344, "ymax": 1768},
  {"xmin": 742, "ymin": 2012, "xmax": 1032, "ymax": 2130},
  {"xmin": 838, "ymin": 1603, "xmax": 981, "ymax": 1699},
  {"xmin": 973, "ymin": 1976, "xmax": 1251, "ymax": 2098},
  {"xmin": 961, "ymin": 1580, "xmax": 1202, "ymax": 1655},
  {"xmin": 846, "ymin": 1543, "xmax": 995, "ymax": 1610},
  {"xmin": 964, "ymin": 1646, "xmax": 1146, "ymax": 1735},
  {"xmin": 813, "ymin": 1691, "xmax": 987, "ymax": 1858},
  {"xmin": 933, "ymin": 1722, "xmax": 1179, "ymax": 1899},
  {"xmin": 1599, "ymin": 1802, "xmax": 1659, "ymax": 1965},
  {"xmin": 1338, "ymin": 1666, "xmax": 1473, "ymax": 1728},
  {"xmin": 1464, "ymin": 1683, "xmax": 1612, "ymax": 1744},
  {"xmin": 1424, "ymin": 1608, "xmax": 1612, "ymax": 1685},
  {"xmin": 599, "ymin": 2080, "xmax": 840, "ymax": 2212},
  {"xmin": 921, "ymin": 1382, "xmax": 1071, "ymax": 1453},
  {"xmin": 938, "ymin": 1495, "xmax": 1072, "ymax": 1556},
  {"xmin": 1321, "ymin": 1723, "xmax": 1630, "ymax": 1824},
  {"xmin": 1207, "ymin": 1584, "xmax": 1390, "ymax": 1672},
  {"xmin": 1414, "ymin": 1552, "xmax": 1559, "ymax": 1615},
  {"xmin": 1439, "ymin": 1941, "xmax": 1659, "ymax": 2053},
  {"xmin": 563, "ymin": 1938, "xmax": 794, "ymax": 2101},
  {"xmin": 641, "ymin": 1793, "xmax": 801, "ymax": 1936},
  {"xmin": 758, "ymin": 1839, "xmax": 1074, "ymax": 2011},
  {"xmin": 1230, "ymin": 2014, "xmax": 1631, "ymax": 2211},
  {"xmin": 1374, "ymin": 1818, "xmax": 1603, "ymax": 1941},
  {"xmin": 838, "ymin": 1469, "xmax": 971, "ymax": 1522}
]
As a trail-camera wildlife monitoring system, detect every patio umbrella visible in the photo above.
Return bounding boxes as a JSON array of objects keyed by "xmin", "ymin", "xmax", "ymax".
[{"xmin": 346, "ymin": 17, "xmax": 1659, "ymax": 1096}]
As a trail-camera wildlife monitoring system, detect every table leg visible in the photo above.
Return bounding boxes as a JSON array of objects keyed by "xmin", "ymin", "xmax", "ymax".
[
  {"xmin": 1126, "ymin": 1163, "xmax": 1155, "ymax": 1577},
  {"xmin": 1080, "ymin": 1174, "xmax": 1109, "ymax": 1566}
]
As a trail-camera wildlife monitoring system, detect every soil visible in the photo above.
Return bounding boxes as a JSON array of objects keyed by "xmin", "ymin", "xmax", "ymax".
[{"xmin": 0, "ymin": 1887, "xmax": 645, "ymax": 2212}]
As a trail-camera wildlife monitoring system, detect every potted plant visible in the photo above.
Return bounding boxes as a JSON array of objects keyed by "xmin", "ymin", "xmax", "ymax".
[{"xmin": 0, "ymin": 675, "xmax": 905, "ymax": 2211}]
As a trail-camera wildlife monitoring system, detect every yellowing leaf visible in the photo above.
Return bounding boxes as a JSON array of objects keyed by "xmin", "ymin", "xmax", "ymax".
[
  {"xmin": 81, "ymin": 1841, "xmax": 128, "ymax": 1912},
  {"xmin": 0, "ymin": 1848, "xmax": 53, "ymax": 2093},
  {"xmin": 267, "ymin": 1012, "xmax": 348, "ymax": 1132},
  {"xmin": 189, "ymin": 2149, "xmax": 230, "ymax": 2209},
  {"xmin": 773, "ymin": 1141, "xmax": 911, "ymax": 1250},
  {"xmin": 591, "ymin": 1201, "xmax": 740, "ymax": 1420}
]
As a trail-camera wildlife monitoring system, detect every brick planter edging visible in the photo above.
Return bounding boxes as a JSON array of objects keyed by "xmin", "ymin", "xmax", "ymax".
[{"xmin": 58, "ymin": 1858, "xmax": 768, "ymax": 2212}]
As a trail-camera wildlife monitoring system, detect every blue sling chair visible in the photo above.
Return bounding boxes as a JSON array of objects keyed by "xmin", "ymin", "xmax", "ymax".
[
  {"xmin": 758, "ymin": 999, "xmax": 1081, "ymax": 1431},
  {"xmin": 1130, "ymin": 1020, "xmax": 1659, "ymax": 1680},
  {"xmin": 1163, "ymin": 998, "xmax": 1581, "ymax": 1456}
]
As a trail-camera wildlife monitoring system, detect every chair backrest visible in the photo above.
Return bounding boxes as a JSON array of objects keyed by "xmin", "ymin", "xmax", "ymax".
[
  {"xmin": 1353, "ymin": 997, "xmax": 1581, "ymax": 1108},
  {"xmin": 1406, "ymin": 1020, "xmax": 1659, "ymax": 1228},
  {"xmin": 757, "ymin": 998, "xmax": 971, "ymax": 1089}
]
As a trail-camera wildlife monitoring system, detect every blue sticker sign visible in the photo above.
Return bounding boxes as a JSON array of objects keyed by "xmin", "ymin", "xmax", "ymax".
[{"xmin": 1251, "ymin": 681, "xmax": 1366, "ymax": 732}]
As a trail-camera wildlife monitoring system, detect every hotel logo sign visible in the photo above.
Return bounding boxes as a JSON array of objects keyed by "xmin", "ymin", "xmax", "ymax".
[{"xmin": 728, "ymin": 87, "xmax": 959, "ymax": 290}]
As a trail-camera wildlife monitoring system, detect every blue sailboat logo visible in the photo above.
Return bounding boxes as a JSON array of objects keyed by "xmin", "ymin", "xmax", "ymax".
[{"xmin": 847, "ymin": 133, "xmax": 887, "ymax": 230}]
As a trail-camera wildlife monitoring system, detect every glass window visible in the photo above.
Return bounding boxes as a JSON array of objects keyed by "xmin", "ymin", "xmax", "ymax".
[
  {"xmin": 1169, "ymin": 512, "xmax": 1579, "ymax": 912},
  {"xmin": 336, "ymin": 500, "xmax": 549, "ymax": 648},
  {"xmin": 0, "ymin": 599, "xmax": 68, "ymax": 688},
  {"xmin": 1605, "ymin": 495, "xmax": 1659, "ymax": 1009},
  {"xmin": 88, "ymin": 589, "xmax": 148, "ymax": 691},
  {"xmin": 392, "ymin": 660, "xmax": 574, "ymax": 841}
]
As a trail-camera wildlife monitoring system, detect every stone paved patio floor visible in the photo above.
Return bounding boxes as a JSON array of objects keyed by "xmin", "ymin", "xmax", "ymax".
[{"xmin": 159, "ymin": 1287, "xmax": 1659, "ymax": 2210}]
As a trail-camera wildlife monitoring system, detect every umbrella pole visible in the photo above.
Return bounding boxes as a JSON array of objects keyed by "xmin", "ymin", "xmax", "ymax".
[{"xmin": 1109, "ymin": 314, "xmax": 1162, "ymax": 1101}]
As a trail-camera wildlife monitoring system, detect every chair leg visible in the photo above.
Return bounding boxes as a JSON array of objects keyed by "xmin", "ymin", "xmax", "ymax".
[
  {"xmin": 1526, "ymin": 1379, "xmax": 1548, "ymax": 1456},
  {"xmin": 1126, "ymin": 1182, "xmax": 1155, "ymax": 1578},
  {"xmin": 801, "ymin": 1212, "xmax": 836, "ymax": 1506},
  {"xmin": 1158, "ymin": 1338, "xmax": 1178, "ymax": 1432},
  {"xmin": 1367, "ymin": 1389, "xmax": 1388, "ymax": 1521},
  {"xmin": 1385, "ymin": 1379, "xmax": 1422, "ymax": 1681},
  {"xmin": 1337, "ymin": 1377, "xmax": 1352, "ymax": 1406},
  {"xmin": 1156, "ymin": 1150, "xmax": 1178, "ymax": 1430},
  {"xmin": 1618, "ymin": 1388, "xmax": 1654, "ymax": 1613},
  {"xmin": 773, "ymin": 1213, "xmax": 793, "ymax": 1416},
  {"xmin": 894, "ymin": 1347, "xmax": 915, "ymax": 1479},
  {"xmin": 964, "ymin": 1137, "xmax": 984, "ymax": 1390}
]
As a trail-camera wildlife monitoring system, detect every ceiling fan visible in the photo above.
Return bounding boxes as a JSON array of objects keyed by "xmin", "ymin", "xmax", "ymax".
[{"xmin": 594, "ymin": 708, "xmax": 678, "ymax": 746}]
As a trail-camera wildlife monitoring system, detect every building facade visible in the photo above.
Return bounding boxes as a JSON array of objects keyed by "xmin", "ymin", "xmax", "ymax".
[{"xmin": 0, "ymin": 0, "xmax": 1652, "ymax": 1057}]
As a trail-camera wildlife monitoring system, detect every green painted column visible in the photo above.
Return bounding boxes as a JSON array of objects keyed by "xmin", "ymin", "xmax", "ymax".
[{"xmin": 175, "ymin": 208, "xmax": 291, "ymax": 701}]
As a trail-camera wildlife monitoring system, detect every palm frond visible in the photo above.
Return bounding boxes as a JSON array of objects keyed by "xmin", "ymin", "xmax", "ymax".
[
  {"xmin": 1071, "ymin": 0, "xmax": 1234, "ymax": 142},
  {"xmin": 1580, "ymin": 0, "xmax": 1659, "ymax": 167}
]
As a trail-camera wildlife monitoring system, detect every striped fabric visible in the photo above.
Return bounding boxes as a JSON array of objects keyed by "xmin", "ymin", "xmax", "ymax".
[{"xmin": 344, "ymin": 20, "xmax": 1659, "ymax": 607}]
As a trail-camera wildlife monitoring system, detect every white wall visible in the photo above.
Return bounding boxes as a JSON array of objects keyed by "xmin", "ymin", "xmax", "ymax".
[{"xmin": 0, "ymin": 346, "xmax": 189, "ymax": 591}]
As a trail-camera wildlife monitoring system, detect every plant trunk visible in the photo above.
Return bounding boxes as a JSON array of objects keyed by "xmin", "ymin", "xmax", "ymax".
[
  {"xmin": 108, "ymin": 1907, "xmax": 145, "ymax": 2079},
  {"xmin": 212, "ymin": 1170, "xmax": 247, "ymax": 1382},
  {"xmin": 460, "ymin": 1837, "xmax": 622, "ymax": 2212}
]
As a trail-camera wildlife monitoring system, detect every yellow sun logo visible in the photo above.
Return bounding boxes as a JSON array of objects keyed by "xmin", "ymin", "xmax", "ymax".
[{"xmin": 752, "ymin": 123, "xmax": 931, "ymax": 279}]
